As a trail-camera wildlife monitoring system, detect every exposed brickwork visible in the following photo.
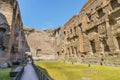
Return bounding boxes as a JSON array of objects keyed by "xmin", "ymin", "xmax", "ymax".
[
  {"xmin": 54, "ymin": 0, "xmax": 120, "ymax": 66},
  {"xmin": 0, "ymin": 0, "xmax": 29, "ymax": 65}
]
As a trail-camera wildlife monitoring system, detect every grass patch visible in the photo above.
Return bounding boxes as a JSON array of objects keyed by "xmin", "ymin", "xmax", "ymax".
[
  {"xmin": 0, "ymin": 68, "xmax": 12, "ymax": 80},
  {"xmin": 36, "ymin": 61, "xmax": 120, "ymax": 80}
]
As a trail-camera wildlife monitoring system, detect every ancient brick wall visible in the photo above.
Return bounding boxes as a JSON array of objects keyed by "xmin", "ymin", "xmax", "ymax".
[
  {"xmin": 55, "ymin": 0, "xmax": 120, "ymax": 65},
  {"xmin": 54, "ymin": 14, "xmax": 84, "ymax": 61},
  {"xmin": 81, "ymin": 0, "xmax": 120, "ymax": 56},
  {"xmin": 0, "ymin": 0, "xmax": 28, "ymax": 65},
  {"xmin": 24, "ymin": 28, "xmax": 56, "ymax": 60}
]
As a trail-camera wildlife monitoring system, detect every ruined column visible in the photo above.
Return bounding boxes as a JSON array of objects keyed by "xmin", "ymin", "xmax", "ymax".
[
  {"xmin": 106, "ymin": 18, "xmax": 120, "ymax": 53},
  {"xmin": 16, "ymin": 30, "xmax": 22, "ymax": 61},
  {"xmin": 106, "ymin": 18, "xmax": 110, "ymax": 32},
  {"xmin": 73, "ymin": 47, "xmax": 77, "ymax": 57},
  {"xmin": 94, "ymin": 34, "xmax": 102, "ymax": 54},
  {"xmin": 83, "ymin": 33, "xmax": 91, "ymax": 54},
  {"xmin": 70, "ymin": 47, "xmax": 73, "ymax": 57},
  {"xmin": 107, "ymin": 37, "xmax": 119, "ymax": 53}
]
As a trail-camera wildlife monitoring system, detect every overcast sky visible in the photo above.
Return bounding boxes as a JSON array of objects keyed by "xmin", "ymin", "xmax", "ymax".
[{"xmin": 18, "ymin": 0, "xmax": 87, "ymax": 30}]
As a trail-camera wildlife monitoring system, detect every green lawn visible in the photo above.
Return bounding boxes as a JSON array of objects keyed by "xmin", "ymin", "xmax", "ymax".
[
  {"xmin": 0, "ymin": 68, "xmax": 12, "ymax": 80},
  {"xmin": 36, "ymin": 61, "xmax": 120, "ymax": 80}
]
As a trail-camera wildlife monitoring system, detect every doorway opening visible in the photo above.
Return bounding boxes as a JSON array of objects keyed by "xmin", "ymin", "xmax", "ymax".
[{"xmin": 90, "ymin": 40, "xmax": 96, "ymax": 53}]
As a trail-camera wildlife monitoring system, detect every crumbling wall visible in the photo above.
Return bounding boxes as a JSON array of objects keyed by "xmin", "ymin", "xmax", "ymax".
[
  {"xmin": 24, "ymin": 29, "xmax": 56, "ymax": 60},
  {"xmin": 54, "ymin": 14, "xmax": 84, "ymax": 61},
  {"xmin": 0, "ymin": 0, "xmax": 28, "ymax": 66},
  {"xmin": 0, "ymin": 13, "xmax": 10, "ymax": 65},
  {"xmin": 55, "ymin": 0, "xmax": 120, "ymax": 66}
]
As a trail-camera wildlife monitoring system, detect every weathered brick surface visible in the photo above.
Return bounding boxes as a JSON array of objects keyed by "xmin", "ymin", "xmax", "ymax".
[
  {"xmin": 54, "ymin": 0, "xmax": 120, "ymax": 65},
  {"xmin": 0, "ymin": 0, "xmax": 29, "ymax": 65}
]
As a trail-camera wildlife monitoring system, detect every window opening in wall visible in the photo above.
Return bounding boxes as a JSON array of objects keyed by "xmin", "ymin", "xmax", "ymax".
[
  {"xmin": 71, "ymin": 46, "xmax": 74, "ymax": 56},
  {"xmin": 109, "ymin": 18, "xmax": 117, "ymax": 25},
  {"xmin": 116, "ymin": 36, "xmax": 120, "ymax": 49},
  {"xmin": 2, "ymin": 46, "xmax": 5, "ymax": 51},
  {"xmin": 57, "ymin": 52, "xmax": 60, "ymax": 56},
  {"xmin": 58, "ymin": 29, "xmax": 61, "ymax": 35},
  {"xmin": 36, "ymin": 49, "xmax": 41, "ymax": 56},
  {"xmin": 64, "ymin": 31, "xmax": 66, "ymax": 35},
  {"xmin": 110, "ymin": 0, "xmax": 120, "ymax": 10},
  {"xmin": 90, "ymin": 40, "xmax": 96, "ymax": 53},
  {"xmin": 102, "ymin": 39, "xmax": 110, "ymax": 52},
  {"xmin": 97, "ymin": 8, "xmax": 105, "ymax": 18},
  {"xmin": 0, "ymin": 28, "xmax": 6, "ymax": 32},
  {"xmin": 73, "ymin": 37, "xmax": 75, "ymax": 41},
  {"xmin": 70, "ymin": 29, "xmax": 72, "ymax": 33},
  {"xmin": 57, "ymin": 29, "xmax": 61, "ymax": 46},
  {"xmin": 79, "ymin": 24, "xmax": 82, "ymax": 31},
  {"xmin": 86, "ymin": 13, "xmax": 93, "ymax": 23},
  {"xmin": 11, "ymin": 46, "xmax": 15, "ymax": 53}
]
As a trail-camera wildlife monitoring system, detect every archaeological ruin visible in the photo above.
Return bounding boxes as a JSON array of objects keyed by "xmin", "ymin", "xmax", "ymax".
[
  {"xmin": 0, "ymin": 0, "xmax": 29, "ymax": 66},
  {"xmin": 54, "ymin": 0, "xmax": 120, "ymax": 66},
  {"xmin": 24, "ymin": 28, "xmax": 56, "ymax": 60},
  {"xmin": 1, "ymin": 0, "xmax": 120, "ymax": 67}
]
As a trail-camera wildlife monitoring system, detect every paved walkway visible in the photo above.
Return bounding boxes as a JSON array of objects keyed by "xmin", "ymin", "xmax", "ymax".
[{"xmin": 20, "ymin": 63, "xmax": 39, "ymax": 80}]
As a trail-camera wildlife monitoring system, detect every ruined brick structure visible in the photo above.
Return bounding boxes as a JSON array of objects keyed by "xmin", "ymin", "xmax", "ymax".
[
  {"xmin": 1, "ymin": 0, "xmax": 120, "ymax": 66},
  {"xmin": 54, "ymin": 0, "xmax": 120, "ymax": 65},
  {"xmin": 0, "ymin": 0, "xmax": 29, "ymax": 65},
  {"xmin": 53, "ymin": 15, "xmax": 84, "ymax": 61},
  {"xmin": 24, "ymin": 28, "xmax": 56, "ymax": 60},
  {"xmin": 81, "ymin": 0, "xmax": 120, "ymax": 55}
]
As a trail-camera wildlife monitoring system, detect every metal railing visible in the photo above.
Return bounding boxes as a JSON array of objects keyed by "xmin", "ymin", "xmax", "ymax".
[
  {"xmin": 32, "ymin": 64, "xmax": 52, "ymax": 80},
  {"xmin": 13, "ymin": 67, "xmax": 24, "ymax": 80}
]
